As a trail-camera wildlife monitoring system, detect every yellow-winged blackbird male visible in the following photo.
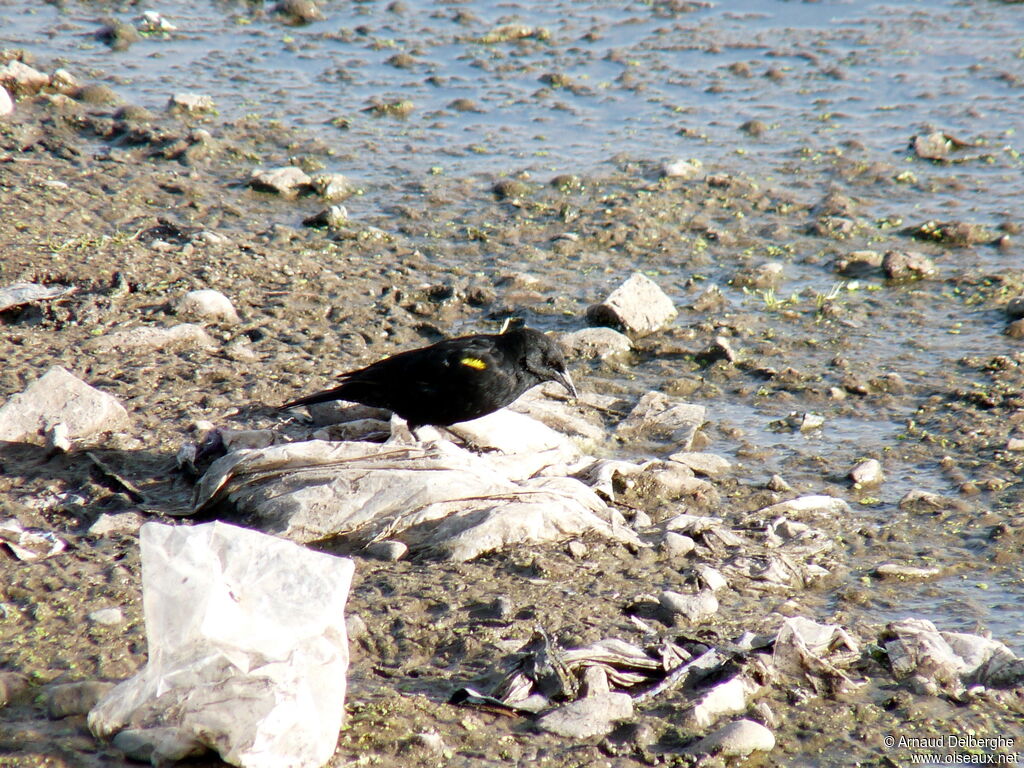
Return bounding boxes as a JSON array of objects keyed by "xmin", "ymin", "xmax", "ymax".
[{"xmin": 279, "ymin": 326, "xmax": 576, "ymax": 429}]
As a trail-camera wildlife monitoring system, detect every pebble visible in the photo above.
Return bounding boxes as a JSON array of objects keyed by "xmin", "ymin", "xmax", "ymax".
[
  {"xmin": 566, "ymin": 540, "xmax": 588, "ymax": 559},
  {"xmin": 659, "ymin": 589, "xmax": 718, "ymax": 624},
  {"xmin": 616, "ymin": 392, "xmax": 706, "ymax": 449},
  {"xmin": 660, "ymin": 158, "xmax": 703, "ymax": 180},
  {"xmin": 87, "ymin": 323, "xmax": 216, "ymax": 353},
  {"xmin": 535, "ymin": 692, "xmax": 634, "ymax": 739},
  {"xmin": 693, "ymin": 564, "xmax": 728, "ymax": 592},
  {"xmin": 0, "ymin": 366, "xmax": 130, "ymax": 446},
  {"xmin": 668, "ymin": 452, "xmax": 732, "ymax": 478},
  {"xmin": 691, "ymin": 718, "xmax": 775, "ymax": 757},
  {"xmin": 1004, "ymin": 319, "xmax": 1024, "ymax": 339},
  {"xmin": 756, "ymin": 495, "xmax": 850, "ymax": 519},
  {"xmin": 1005, "ymin": 296, "xmax": 1024, "ymax": 319},
  {"xmin": 249, "ymin": 166, "xmax": 312, "ymax": 196},
  {"xmin": 175, "ymin": 289, "xmax": 239, "ymax": 323},
  {"xmin": 587, "ymin": 272, "xmax": 678, "ymax": 336},
  {"xmin": 303, "ymin": 205, "xmax": 349, "ymax": 229},
  {"xmin": 309, "ymin": 172, "xmax": 356, "ymax": 201},
  {"xmin": 168, "ymin": 92, "xmax": 215, "ymax": 113},
  {"xmin": 849, "ymin": 458, "xmax": 884, "ymax": 487},
  {"xmin": 874, "ymin": 563, "xmax": 942, "ymax": 581},
  {"xmin": 882, "ymin": 250, "xmax": 937, "ymax": 280},
  {"xmin": 686, "ymin": 676, "xmax": 750, "ymax": 729},
  {"xmin": 364, "ymin": 540, "xmax": 408, "ymax": 561},
  {"xmin": 88, "ymin": 607, "xmax": 125, "ymax": 625},
  {"xmin": 44, "ymin": 681, "xmax": 115, "ymax": 719},
  {"xmin": 0, "ymin": 60, "xmax": 49, "ymax": 95},
  {"xmin": 345, "ymin": 613, "xmax": 368, "ymax": 642},
  {"xmin": 0, "ymin": 672, "xmax": 30, "ymax": 707},
  {"xmin": 0, "ymin": 85, "xmax": 11, "ymax": 116},
  {"xmin": 558, "ymin": 327, "xmax": 632, "ymax": 359},
  {"xmin": 662, "ymin": 532, "xmax": 695, "ymax": 558},
  {"xmin": 88, "ymin": 512, "xmax": 144, "ymax": 536}
]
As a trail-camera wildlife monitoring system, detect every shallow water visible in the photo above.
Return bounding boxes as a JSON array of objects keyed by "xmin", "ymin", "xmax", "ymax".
[{"xmin": 4, "ymin": 0, "xmax": 1023, "ymax": 651}]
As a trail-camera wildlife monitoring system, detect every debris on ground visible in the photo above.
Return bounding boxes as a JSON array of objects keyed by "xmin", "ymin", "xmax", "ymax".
[{"xmin": 88, "ymin": 521, "xmax": 355, "ymax": 768}]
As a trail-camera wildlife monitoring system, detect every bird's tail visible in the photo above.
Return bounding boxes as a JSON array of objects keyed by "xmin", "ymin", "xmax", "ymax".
[{"xmin": 278, "ymin": 384, "xmax": 351, "ymax": 411}]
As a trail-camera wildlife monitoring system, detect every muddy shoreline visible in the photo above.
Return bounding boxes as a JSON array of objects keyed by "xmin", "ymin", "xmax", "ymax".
[{"xmin": 1, "ymin": 26, "xmax": 1023, "ymax": 767}]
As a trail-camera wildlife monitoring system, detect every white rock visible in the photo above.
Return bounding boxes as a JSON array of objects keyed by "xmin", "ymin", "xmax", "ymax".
[
  {"xmin": 691, "ymin": 718, "xmax": 775, "ymax": 757},
  {"xmin": 309, "ymin": 172, "xmax": 355, "ymax": 201},
  {"xmin": 662, "ymin": 531, "xmax": 695, "ymax": 558},
  {"xmin": 661, "ymin": 158, "xmax": 703, "ymax": 180},
  {"xmin": 0, "ymin": 367, "xmax": 129, "ymax": 445},
  {"xmin": 659, "ymin": 589, "xmax": 718, "ymax": 624},
  {"xmin": 249, "ymin": 166, "xmax": 312, "ymax": 196},
  {"xmin": 168, "ymin": 92, "xmax": 214, "ymax": 113},
  {"xmin": 87, "ymin": 323, "xmax": 216, "ymax": 353},
  {"xmin": 587, "ymin": 272, "xmax": 678, "ymax": 336},
  {"xmin": 0, "ymin": 86, "xmax": 11, "ymax": 116},
  {"xmin": 0, "ymin": 60, "xmax": 49, "ymax": 95},
  {"xmin": 364, "ymin": 540, "xmax": 407, "ymax": 561},
  {"xmin": 874, "ymin": 563, "xmax": 941, "ymax": 581},
  {"xmin": 616, "ymin": 392, "xmax": 705, "ymax": 448},
  {"xmin": 88, "ymin": 607, "xmax": 124, "ymax": 626},
  {"xmin": 88, "ymin": 512, "xmax": 144, "ymax": 536},
  {"xmin": 113, "ymin": 728, "xmax": 206, "ymax": 763},
  {"xmin": 693, "ymin": 564, "xmax": 728, "ymax": 592},
  {"xmin": 849, "ymin": 458, "xmax": 883, "ymax": 486},
  {"xmin": 686, "ymin": 676, "xmax": 752, "ymax": 729},
  {"xmin": 668, "ymin": 451, "xmax": 732, "ymax": 478},
  {"xmin": 535, "ymin": 692, "xmax": 634, "ymax": 739},
  {"xmin": 175, "ymin": 289, "xmax": 239, "ymax": 323},
  {"xmin": 755, "ymin": 495, "xmax": 850, "ymax": 519},
  {"xmin": 50, "ymin": 69, "xmax": 80, "ymax": 94},
  {"xmin": 558, "ymin": 327, "xmax": 632, "ymax": 359}
]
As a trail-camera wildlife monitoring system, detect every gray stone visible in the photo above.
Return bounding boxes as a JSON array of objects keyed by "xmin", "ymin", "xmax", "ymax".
[
  {"xmin": 587, "ymin": 273, "xmax": 677, "ymax": 336},
  {"xmin": 87, "ymin": 323, "xmax": 216, "ymax": 353},
  {"xmin": 756, "ymin": 495, "xmax": 850, "ymax": 519},
  {"xmin": 1006, "ymin": 296, "xmax": 1024, "ymax": 320},
  {"xmin": 693, "ymin": 564, "xmax": 728, "ymax": 592},
  {"xmin": 668, "ymin": 452, "xmax": 732, "ymax": 478},
  {"xmin": 309, "ymin": 172, "xmax": 356, "ymax": 201},
  {"xmin": 88, "ymin": 607, "xmax": 124, "ymax": 626},
  {"xmin": 535, "ymin": 692, "xmax": 634, "ymax": 739},
  {"xmin": 616, "ymin": 392, "xmax": 705, "ymax": 448},
  {"xmin": 364, "ymin": 540, "xmax": 408, "ymax": 561},
  {"xmin": 566, "ymin": 540, "xmax": 588, "ymax": 559},
  {"xmin": 46, "ymin": 681, "xmax": 115, "ymax": 719},
  {"xmin": 558, "ymin": 327, "xmax": 632, "ymax": 359},
  {"xmin": 662, "ymin": 531, "xmax": 695, "ymax": 558},
  {"xmin": 659, "ymin": 589, "xmax": 718, "ymax": 624},
  {"xmin": 0, "ymin": 366, "xmax": 130, "ymax": 445},
  {"xmin": 849, "ymin": 458, "xmax": 883, "ymax": 487},
  {"xmin": 175, "ymin": 289, "xmax": 239, "ymax": 323},
  {"xmin": 883, "ymin": 250, "xmax": 937, "ymax": 280},
  {"xmin": 0, "ymin": 282, "xmax": 74, "ymax": 312},
  {"xmin": 249, "ymin": 166, "xmax": 311, "ymax": 196},
  {"xmin": 690, "ymin": 718, "xmax": 775, "ymax": 757},
  {"xmin": 113, "ymin": 727, "xmax": 207, "ymax": 762},
  {"xmin": 345, "ymin": 614, "xmax": 368, "ymax": 642}
]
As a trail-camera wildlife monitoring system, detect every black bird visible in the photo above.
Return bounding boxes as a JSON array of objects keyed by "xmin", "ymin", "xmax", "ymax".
[{"xmin": 279, "ymin": 326, "xmax": 577, "ymax": 429}]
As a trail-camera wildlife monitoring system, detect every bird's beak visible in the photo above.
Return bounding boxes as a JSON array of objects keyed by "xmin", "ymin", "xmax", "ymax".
[{"xmin": 554, "ymin": 370, "xmax": 578, "ymax": 399}]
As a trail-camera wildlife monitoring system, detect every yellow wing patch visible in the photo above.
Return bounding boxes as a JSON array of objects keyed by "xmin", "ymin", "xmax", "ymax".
[{"xmin": 459, "ymin": 357, "xmax": 488, "ymax": 370}]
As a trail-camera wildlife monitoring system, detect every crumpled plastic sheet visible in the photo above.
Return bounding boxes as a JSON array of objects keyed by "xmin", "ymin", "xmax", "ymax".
[
  {"xmin": 0, "ymin": 518, "xmax": 65, "ymax": 561},
  {"xmin": 192, "ymin": 413, "xmax": 642, "ymax": 561},
  {"xmin": 88, "ymin": 521, "xmax": 354, "ymax": 768},
  {"xmin": 883, "ymin": 618, "xmax": 1024, "ymax": 695},
  {"xmin": 773, "ymin": 616, "xmax": 863, "ymax": 695},
  {"xmin": 452, "ymin": 631, "xmax": 701, "ymax": 714}
]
